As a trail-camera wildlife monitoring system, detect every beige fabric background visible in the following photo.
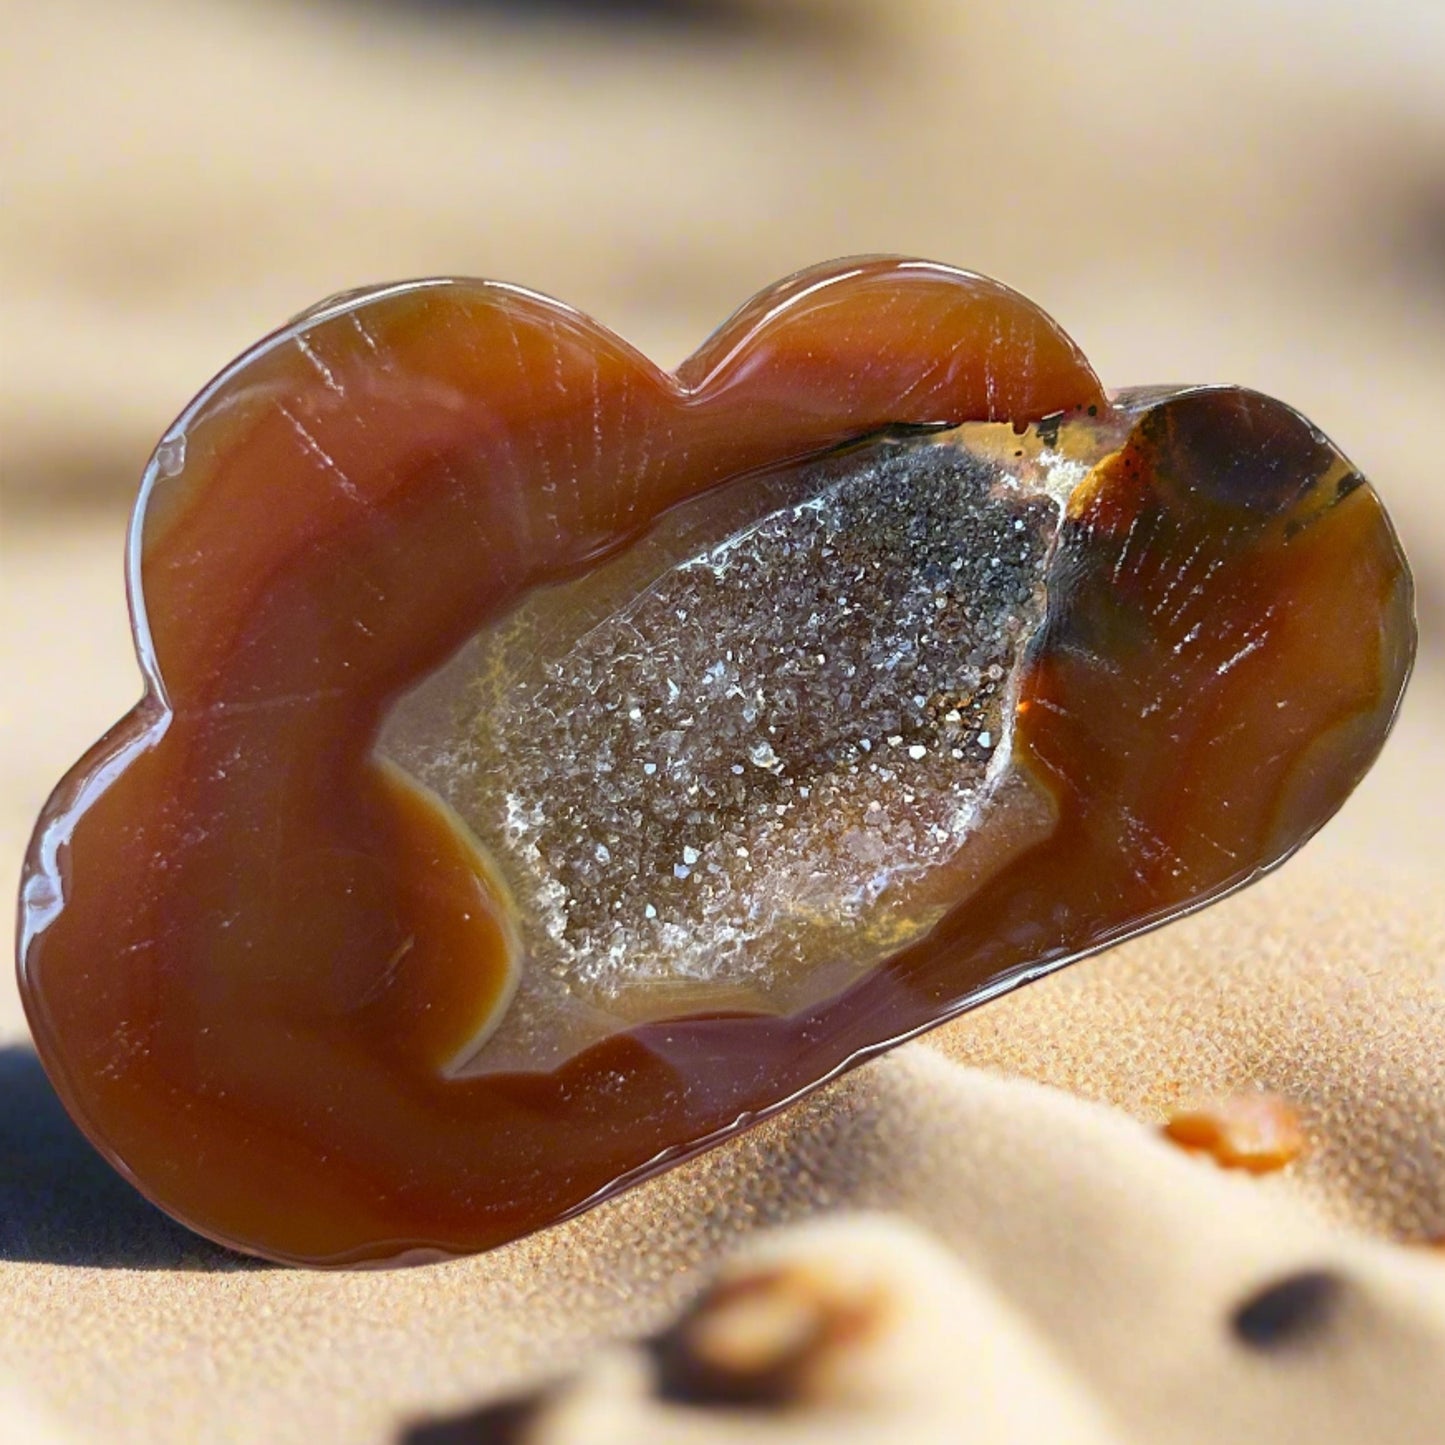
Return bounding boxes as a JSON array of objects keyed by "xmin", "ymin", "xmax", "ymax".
[{"xmin": 1, "ymin": 1, "xmax": 1442, "ymax": 1441}]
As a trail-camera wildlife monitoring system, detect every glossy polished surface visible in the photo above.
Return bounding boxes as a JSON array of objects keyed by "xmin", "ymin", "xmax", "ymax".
[{"xmin": 17, "ymin": 258, "xmax": 1414, "ymax": 1265}]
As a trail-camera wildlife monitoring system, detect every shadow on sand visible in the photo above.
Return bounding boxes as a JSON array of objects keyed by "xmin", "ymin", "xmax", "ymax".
[{"xmin": 0, "ymin": 1046, "xmax": 263, "ymax": 1270}]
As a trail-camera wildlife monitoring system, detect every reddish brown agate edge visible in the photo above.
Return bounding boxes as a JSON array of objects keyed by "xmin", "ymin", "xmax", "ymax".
[{"xmin": 16, "ymin": 257, "xmax": 1414, "ymax": 1266}]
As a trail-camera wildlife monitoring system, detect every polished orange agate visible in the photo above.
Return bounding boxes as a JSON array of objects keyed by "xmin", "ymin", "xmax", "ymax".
[{"xmin": 16, "ymin": 258, "xmax": 1414, "ymax": 1265}]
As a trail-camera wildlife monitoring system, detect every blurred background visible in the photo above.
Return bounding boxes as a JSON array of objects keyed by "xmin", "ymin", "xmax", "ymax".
[{"xmin": 2, "ymin": 0, "xmax": 1443, "ymax": 958}]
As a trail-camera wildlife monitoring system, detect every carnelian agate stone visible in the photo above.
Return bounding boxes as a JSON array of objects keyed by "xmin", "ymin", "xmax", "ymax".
[{"xmin": 17, "ymin": 258, "xmax": 1414, "ymax": 1266}]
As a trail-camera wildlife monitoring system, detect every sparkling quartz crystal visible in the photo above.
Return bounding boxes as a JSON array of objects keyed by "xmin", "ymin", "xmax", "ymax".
[
  {"xmin": 385, "ymin": 428, "xmax": 1068, "ymax": 1071},
  {"xmin": 16, "ymin": 258, "xmax": 1414, "ymax": 1266}
]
